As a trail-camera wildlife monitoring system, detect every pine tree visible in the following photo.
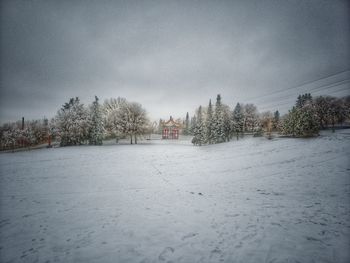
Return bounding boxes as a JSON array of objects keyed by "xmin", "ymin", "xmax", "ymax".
[
  {"xmin": 281, "ymin": 93, "xmax": 319, "ymax": 136},
  {"xmin": 281, "ymin": 107, "xmax": 297, "ymax": 136},
  {"xmin": 190, "ymin": 115, "xmax": 197, "ymax": 135},
  {"xmin": 272, "ymin": 110, "xmax": 280, "ymax": 130},
  {"xmin": 232, "ymin": 103, "xmax": 244, "ymax": 140},
  {"xmin": 282, "ymin": 105, "xmax": 319, "ymax": 137},
  {"xmin": 296, "ymin": 93, "xmax": 312, "ymax": 108},
  {"xmin": 212, "ymin": 94, "xmax": 225, "ymax": 143},
  {"xmin": 183, "ymin": 112, "xmax": 190, "ymax": 135},
  {"xmin": 89, "ymin": 96, "xmax": 104, "ymax": 145},
  {"xmin": 205, "ymin": 100, "xmax": 214, "ymax": 144},
  {"xmin": 192, "ymin": 106, "xmax": 206, "ymax": 146},
  {"xmin": 243, "ymin": 103, "xmax": 260, "ymax": 133},
  {"xmin": 222, "ymin": 105, "xmax": 232, "ymax": 142}
]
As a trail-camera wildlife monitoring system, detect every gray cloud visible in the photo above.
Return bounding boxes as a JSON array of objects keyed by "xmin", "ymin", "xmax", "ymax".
[{"xmin": 1, "ymin": 0, "xmax": 349, "ymax": 123}]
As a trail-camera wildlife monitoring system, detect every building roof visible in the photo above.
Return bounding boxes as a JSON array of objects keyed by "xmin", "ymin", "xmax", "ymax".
[{"xmin": 162, "ymin": 116, "xmax": 182, "ymax": 128}]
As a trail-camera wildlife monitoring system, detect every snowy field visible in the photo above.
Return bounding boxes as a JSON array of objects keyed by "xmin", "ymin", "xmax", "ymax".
[{"xmin": 0, "ymin": 130, "xmax": 349, "ymax": 263}]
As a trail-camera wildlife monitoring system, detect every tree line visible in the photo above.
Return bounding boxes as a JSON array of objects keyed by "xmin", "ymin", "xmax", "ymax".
[
  {"xmin": 0, "ymin": 93, "xmax": 349, "ymax": 150},
  {"xmin": 0, "ymin": 96, "xmax": 151, "ymax": 150},
  {"xmin": 186, "ymin": 93, "xmax": 350, "ymax": 146}
]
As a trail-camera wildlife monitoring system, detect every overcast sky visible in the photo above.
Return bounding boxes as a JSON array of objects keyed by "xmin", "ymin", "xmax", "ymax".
[{"xmin": 0, "ymin": 0, "xmax": 349, "ymax": 123}]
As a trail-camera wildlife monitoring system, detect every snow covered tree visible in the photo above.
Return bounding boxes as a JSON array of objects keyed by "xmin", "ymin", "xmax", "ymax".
[
  {"xmin": 314, "ymin": 96, "xmax": 331, "ymax": 129},
  {"xmin": 183, "ymin": 112, "xmax": 190, "ymax": 135},
  {"xmin": 56, "ymin": 97, "xmax": 90, "ymax": 146},
  {"xmin": 232, "ymin": 103, "xmax": 244, "ymax": 140},
  {"xmin": 296, "ymin": 93, "xmax": 312, "ymax": 108},
  {"xmin": 89, "ymin": 96, "xmax": 104, "ymax": 145},
  {"xmin": 157, "ymin": 119, "xmax": 163, "ymax": 135},
  {"xmin": 281, "ymin": 93, "xmax": 319, "ymax": 137},
  {"xmin": 222, "ymin": 105, "xmax": 232, "ymax": 142},
  {"xmin": 272, "ymin": 110, "xmax": 280, "ymax": 131},
  {"xmin": 282, "ymin": 104, "xmax": 319, "ymax": 137},
  {"xmin": 192, "ymin": 106, "xmax": 206, "ymax": 146},
  {"xmin": 243, "ymin": 103, "xmax": 260, "ymax": 133},
  {"xmin": 281, "ymin": 107, "xmax": 299, "ymax": 136},
  {"xmin": 212, "ymin": 94, "xmax": 225, "ymax": 143},
  {"xmin": 328, "ymin": 97, "xmax": 348, "ymax": 132},
  {"xmin": 205, "ymin": 100, "xmax": 214, "ymax": 144},
  {"xmin": 113, "ymin": 100, "xmax": 150, "ymax": 144},
  {"xmin": 103, "ymin": 97, "xmax": 127, "ymax": 140},
  {"xmin": 1, "ymin": 128, "xmax": 19, "ymax": 150},
  {"xmin": 127, "ymin": 102, "xmax": 150, "ymax": 144},
  {"xmin": 260, "ymin": 111, "xmax": 273, "ymax": 138},
  {"xmin": 189, "ymin": 115, "xmax": 197, "ymax": 135},
  {"xmin": 336, "ymin": 97, "xmax": 350, "ymax": 126},
  {"xmin": 12, "ymin": 128, "xmax": 21, "ymax": 149}
]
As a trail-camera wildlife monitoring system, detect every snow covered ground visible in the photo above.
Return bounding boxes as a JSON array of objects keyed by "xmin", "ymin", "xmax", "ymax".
[{"xmin": 0, "ymin": 130, "xmax": 349, "ymax": 263}]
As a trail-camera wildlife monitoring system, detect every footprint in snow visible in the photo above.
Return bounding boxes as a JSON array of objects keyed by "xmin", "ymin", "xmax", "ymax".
[
  {"xmin": 158, "ymin": 247, "xmax": 175, "ymax": 261},
  {"xmin": 181, "ymin": 232, "xmax": 198, "ymax": 240}
]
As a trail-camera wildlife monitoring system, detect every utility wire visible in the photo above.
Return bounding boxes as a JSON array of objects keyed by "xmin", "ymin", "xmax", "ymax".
[
  {"xmin": 258, "ymin": 89, "xmax": 350, "ymax": 112},
  {"xmin": 243, "ymin": 69, "xmax": 350, "ymax": 103},
  {"xmin": 258, "ymin": 84, "xmax": 350, "ymax": 112},
  {"xmin": 252, "ymin": 79, "xmax": 350, "ymax": 107},
  {"xmin": 257, "ymin": 79, "xmax": 350, "ymax": 108}
]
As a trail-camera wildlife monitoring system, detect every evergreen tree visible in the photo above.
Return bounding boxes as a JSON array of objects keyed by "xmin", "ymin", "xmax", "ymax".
[
  {"xmin": 272, "ymin": 110, "xmax": 280, "ymax": 130},
  {"xmin": 222, "ymin": 105, "xmax": 232, "ymax": 142},
  {"xmin": 205, "ymin": 100, "xmax": 214, "ymax": 144},
  {"xmin": 281, "ymin": 93, "xmax": 319, "ymax": 136},
  {"xmin": 190, "ymin": 115, "xmax": 197, "ymax": 135},
  {"xmin": 282, "ymin": 105, "xmax": 319, "ymax": 137},
  {"xmin": 183, "ymin": 112, "xmax": 190, "ymax": 135},
  {"xmin": 192, "ymin": 106, "xmax": 206, "ymax": 146},
  {"xmin": 212, "ymin": 94, "xmax": 225, "ymax": 143},
  {"xmin": 296, "ymin": 93, "xmax": 312, "ymax": 108},
  {"xmin": 243, "ymin": 103, "xmax": 260, "ymax": 133},
  {"xmin": 232, "ymin": 103, "xmax": 244, "ymax": 140},
  {"xmin": 89, "ymin": 96, "xmax": 104, "ymax": 145}
]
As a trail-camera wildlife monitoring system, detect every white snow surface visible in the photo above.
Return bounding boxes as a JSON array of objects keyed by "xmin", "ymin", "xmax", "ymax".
[{"xmin": 1, "ymin": 130, "xmax": 350, "ymax": 263}]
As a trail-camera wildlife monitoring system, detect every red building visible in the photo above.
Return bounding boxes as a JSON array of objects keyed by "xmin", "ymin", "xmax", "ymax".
[{"xmin": 161, "ymin": 116, "xmax": 182, "ymax": 139}]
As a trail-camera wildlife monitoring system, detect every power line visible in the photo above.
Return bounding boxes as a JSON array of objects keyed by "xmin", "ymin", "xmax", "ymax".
[
  {"xmin": 258, "ymin": 85, "xmax": 350, "ymax": 112},
  {"xmin": 255, "ymin": 80, "xmax": 350, "ymax": 110},
  {"xmin": 243, "ymin": 69, "xmax": 350, "ymax": 103},
  {"xmin": 307, "ymin": 79, "xmax": 350, "ymax": 92},
  {"xmin": 253, "ymin": 79, "xmax": 350, "ymax": 107}
]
